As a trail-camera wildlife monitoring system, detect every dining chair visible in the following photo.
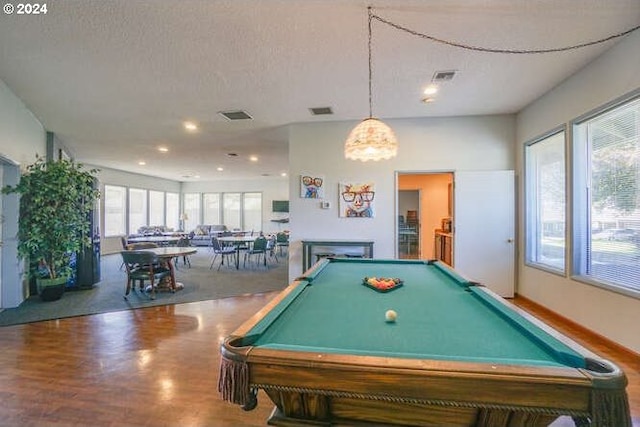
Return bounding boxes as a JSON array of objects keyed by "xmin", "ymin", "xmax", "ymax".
[
  {"xmin": 127, "ymin": 242, "xmax": 159, "ymax": 250},
  {"xmin": 209, "ymin": 237, "xmax": 236, "ymax": 270},
  {"xmin": 121, "ymin": 250, "xmax": 171, "ymax": 300},
  {"xmin": 119, "ymin": 236, "xmax": 130, "ymax": 270},
  {"xmin": 243, "ymin": 236, "xmax": 268, "ymax": 269},
  {"xmin": 175, "ymin": 236, "xmax": 192, "ymax": 269},
  {"xmin": 276, "ymin": 232, "xmax": 289, "ymax": 255},
  {"xmin": 267, "ymin": 234, "xmax": 279, "ymax": 264}
]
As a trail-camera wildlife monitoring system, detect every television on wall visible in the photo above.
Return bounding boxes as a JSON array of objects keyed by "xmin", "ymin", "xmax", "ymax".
[{"xmin": 272, "ymin": 200, "xmax": 289, "ymax": 213}]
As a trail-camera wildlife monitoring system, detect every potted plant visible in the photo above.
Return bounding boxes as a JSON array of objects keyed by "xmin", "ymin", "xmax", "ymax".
[{"xmin": 2, "ymin": 156, "xmax": 100, "ymax": 301}]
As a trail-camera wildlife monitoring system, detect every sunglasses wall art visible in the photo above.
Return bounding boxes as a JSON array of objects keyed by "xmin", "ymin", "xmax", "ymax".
[
  {"xmin": 340, "ymin": 182, "xmax": 375, "ymax": 218},
  {"xmin": 300, "ymin": 175, "xmax": 325, "ymax": 199}
]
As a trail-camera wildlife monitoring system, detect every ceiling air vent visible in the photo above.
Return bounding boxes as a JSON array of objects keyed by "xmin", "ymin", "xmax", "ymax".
[
  {"xmin": 219, "ymin": 110, "xmax": 253, "ymax": 121},
  {"xmin": 432, "ymin": 70, "xmax": 457, "ymax": 82},
  {"xmin": 309, "ymin": 107, "xmax": 334, "ymax": 116}
]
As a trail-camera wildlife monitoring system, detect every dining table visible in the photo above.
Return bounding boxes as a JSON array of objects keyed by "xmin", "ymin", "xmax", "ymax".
[
  {"xmin": 146, "ymin": 246, "xmax": 198, "ymax": 291},
  {"xmin": 217, "ymin": 235, "xmax": 256, "ymax": 269}
]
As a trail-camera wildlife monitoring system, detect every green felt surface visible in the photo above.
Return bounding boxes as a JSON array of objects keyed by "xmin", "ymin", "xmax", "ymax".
[{"xmin": 250, "ymin": 259, "xmax": 585, "ymax": 368}]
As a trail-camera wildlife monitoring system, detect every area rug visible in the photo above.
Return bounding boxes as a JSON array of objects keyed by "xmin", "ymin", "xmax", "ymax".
[{"xmin": 0, "ymin": 250, "xmax": 289, "ymax": 326}]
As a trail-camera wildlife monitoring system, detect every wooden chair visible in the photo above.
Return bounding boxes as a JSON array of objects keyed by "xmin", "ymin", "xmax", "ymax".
[
  {"xmin": 121, "ymin": 250, "xmax": 171, "ymax": 300},
  {"xmin": 209, "ymin": 237, "xmax": 236, "ymax": 270}
]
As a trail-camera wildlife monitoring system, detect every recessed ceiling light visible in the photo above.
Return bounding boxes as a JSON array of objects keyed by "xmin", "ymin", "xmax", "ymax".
[
  {"xmin": 217, "ymin": 167, "xmax": 224, "ymax": 171},
  {"xmin": 281, "ymin": 172, "xmax": 287, "ymax": 177},
  {"xmin": 158, "ymin": 147, "xmax": 169, "ymax": 153},
  {"xmin": 249, "ymin": 155, "xmax": 258, "ymax": 162},
  {"xmin": 183, "ymin": 121, "xmax": 198, "ymax": 132},
  {"xmin": 423, "ymin": 85, "xmax": 438, "ymax": 96},
  {"xmin": 138, "ymin": 161, "xmax": 146, "ymax": 166}
]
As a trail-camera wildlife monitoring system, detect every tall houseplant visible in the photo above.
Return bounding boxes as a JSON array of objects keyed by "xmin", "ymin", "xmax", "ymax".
[{"xmin": 2, "ymin": 156, "xmax": 99, "ymax": 301}]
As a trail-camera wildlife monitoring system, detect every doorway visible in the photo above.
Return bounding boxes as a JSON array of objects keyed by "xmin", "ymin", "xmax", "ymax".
[
  {"xmin": 1, "ymin": 157, "xmax": 23, "ymax": 308},
  {"xmin": 398, "ymin": 190, "xmax": 420, "ymax": 258},
  {"xmin": 397, "ymin": 172, "xmax": 453, "ymax": 262},
  {"xmin": 397, "ymin": 170, "xmax": 515, "ymax": 297}
]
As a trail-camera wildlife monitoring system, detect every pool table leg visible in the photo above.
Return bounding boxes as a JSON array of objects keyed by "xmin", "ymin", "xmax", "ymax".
[
  {"xmin": 267, "ymin": 407, "xmax": 330, "ymax": 426},
  {"xmin": 263, "ymin": 389, "xmax": 331, "ymax": 425},
  {"xmin": 572, "ymin": 416, "xmax": 590, "ymax": 427},
  {"xmin": 241, "ymin": 388, "xmax": 258, "ymax": 411}
]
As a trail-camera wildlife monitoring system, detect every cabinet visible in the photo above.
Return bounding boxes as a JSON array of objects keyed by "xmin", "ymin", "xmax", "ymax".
[{"xmin": 434, "ymin": 230, "xmax": 453, "ymax": 266}]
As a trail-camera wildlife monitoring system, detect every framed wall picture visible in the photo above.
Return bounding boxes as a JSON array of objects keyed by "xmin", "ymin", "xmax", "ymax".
[
  {"xmin": 300, "ymin": 175, "xmax": 325, "ymax": 199},
  {"xmin": 339, "ymin": 182, "xmax": 375, "ymax": 218}
]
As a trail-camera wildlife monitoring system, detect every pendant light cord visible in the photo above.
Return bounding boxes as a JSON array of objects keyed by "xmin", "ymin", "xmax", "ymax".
[
  {"xmin": 370, "ymin": 10, "xmax": 640, "ymax": 55},
  {"xmin": 368, "ymin": 6, "xmax": 373, "ymax": 119}
]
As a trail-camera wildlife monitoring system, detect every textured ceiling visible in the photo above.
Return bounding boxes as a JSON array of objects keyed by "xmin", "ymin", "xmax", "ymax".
[{"xmin": 1, "ymin": 0, "xmax": 638, "ymax": 181}]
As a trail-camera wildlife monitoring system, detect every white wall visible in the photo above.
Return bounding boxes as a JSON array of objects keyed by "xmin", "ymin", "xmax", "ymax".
[
  {"xmin": 0, "ymin": 78, "xmax": 46, "ymax": 307},
  {"xmin": 288, "ymin": 115, "xmax": 516, "ymax": 278},
  {"xmin": 182, "ymin": 178, "xmax": 289, "ymax": 234},
  {"xmin": 92, "ymin": 165, "xmax": 182, "ymax": 192},
  {"xmin": 0, "ymin": 79, "xmax": 45, "ymax": 164},
  {"xmin": 516, "ymin": 31, "xmax": 640, "ymax": 353}
]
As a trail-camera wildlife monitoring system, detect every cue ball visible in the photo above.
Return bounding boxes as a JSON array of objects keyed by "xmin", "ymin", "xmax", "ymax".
[{"xmin": 385, "ymin": 310, "xmax": 397, "ymax": 322}]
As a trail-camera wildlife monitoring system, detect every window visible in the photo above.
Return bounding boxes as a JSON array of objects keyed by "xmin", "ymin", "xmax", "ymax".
[
  {"xmin": 243, "ymin": 192, "xmax": 262, "ymax": 232},
  {"xmin": 166, "ymin": 192, "xmax": 179, "ymax": 231},
  {"xmin": 183, "ymin": 193, "xmax": 200, "ymax": 231},
  {"xmin": 203, "ymin": 193, "xmax": 221, "ymax": 224},
  {"xmin": 525, "ymin": 130, "xmax": 566, "ymax": 272},
  {"xmin": 180, "ymin": 192, "xmax": 262, "ymax": 232},
  {"xmin": 223, "ymin": 193, "xmax": 241, "ymax": 230},
  {"xmin": 128, "ymin": 188, "xmax": 147, "ymax": 234},
  {"xmin": 573, "ymin": 95, "xmax": 640, "ymax": 294},
  {"xmin": 149, "ymin": 190, "xmax": 164, "ymax": 226},
  {"xmin": 104, "ymin": 185, "xmax": 126, "ymax": 236}
]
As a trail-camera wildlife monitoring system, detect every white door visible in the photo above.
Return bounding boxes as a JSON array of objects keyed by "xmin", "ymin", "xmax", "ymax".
[{"xmin": 454, "ymin": 170, "xmax": 515, "ymax": 297}]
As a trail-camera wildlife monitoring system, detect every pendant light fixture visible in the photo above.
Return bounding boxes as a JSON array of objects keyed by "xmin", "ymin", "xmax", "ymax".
[{"xmin": 344, "ymin": 7, "xmax": 398, "ymax": 162}]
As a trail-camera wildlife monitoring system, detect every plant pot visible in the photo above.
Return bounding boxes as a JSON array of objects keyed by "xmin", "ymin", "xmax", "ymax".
[{"xmin": 36, "ymin": 276, "xmax": 67, "ymax": 302}]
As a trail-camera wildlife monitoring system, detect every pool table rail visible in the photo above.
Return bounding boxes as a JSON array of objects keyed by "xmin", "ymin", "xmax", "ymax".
[{"xmin": 221, "ymin": 334, "xmax": 630, "ymax": 426}]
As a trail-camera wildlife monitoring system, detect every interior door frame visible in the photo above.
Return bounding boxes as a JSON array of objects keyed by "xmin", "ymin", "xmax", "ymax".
[{"xmin": 395, "ymin": 170, "xmax": 455, "ymax": 260}]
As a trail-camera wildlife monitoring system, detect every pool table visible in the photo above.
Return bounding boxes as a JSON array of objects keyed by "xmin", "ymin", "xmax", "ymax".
[{"xmin": 219, "ymin": 258, "xmax": 630, "ymax": 426}]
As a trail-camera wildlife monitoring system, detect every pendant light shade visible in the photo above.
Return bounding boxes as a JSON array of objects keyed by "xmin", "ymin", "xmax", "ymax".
[
  {"xmin": 344, "ymin": 7, "xmax": 398, "ymax": 162},
  {"xmin": 344, "ymin": 118, "xmax": 398, "ymax": 162}
]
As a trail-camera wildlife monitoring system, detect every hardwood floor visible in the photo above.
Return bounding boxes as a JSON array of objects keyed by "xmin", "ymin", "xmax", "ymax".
[{"xmin": 0, "ymin": 292, "xmax": 637, "ymax": 426}]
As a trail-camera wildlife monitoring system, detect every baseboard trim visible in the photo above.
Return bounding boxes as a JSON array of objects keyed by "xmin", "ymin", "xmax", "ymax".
[{"xmin": 513, "ymin": 293, "xmax": 640, "ymax": 360}]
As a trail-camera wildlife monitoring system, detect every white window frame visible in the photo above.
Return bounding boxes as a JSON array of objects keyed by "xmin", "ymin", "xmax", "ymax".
[
  {"xmin": 104, "ymin": 185, "xmax": 126, "ymax": 237},
  {"xmin": 524, "ymin": 128, "xmax": 567, "ymax": 275},
  {"xmin": 571, "ymin": 90, "xmax": 640, "ymax": 298},
  {"xmin": 148, "ymin": 190, "xmax": 165, "ymax": 226}
]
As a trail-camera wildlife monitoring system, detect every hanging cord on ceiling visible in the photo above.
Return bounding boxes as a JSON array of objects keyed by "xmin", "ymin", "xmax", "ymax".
[
  {"xmin": 367, "ymin": 6, "xmax": 373, "ymax": 118},
  {"xmin": 370, "ymin": 10, "xmax": 640, "ymax": 54}
]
